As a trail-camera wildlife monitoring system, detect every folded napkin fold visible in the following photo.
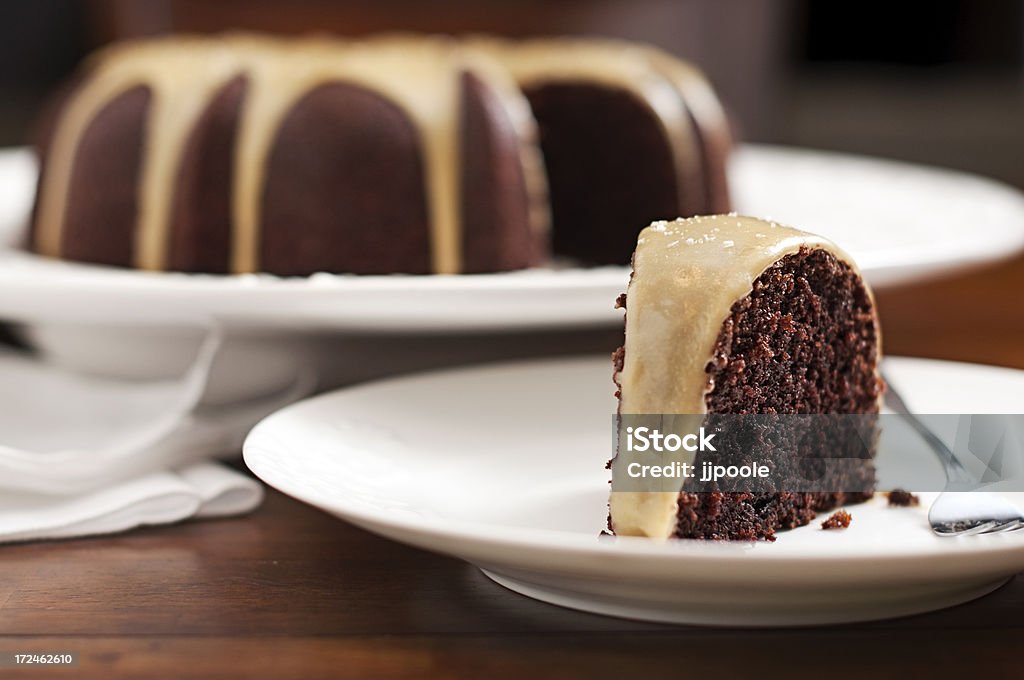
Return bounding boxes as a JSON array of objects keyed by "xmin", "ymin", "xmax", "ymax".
[
  {"xmin": 0, "ymin": 463, "xmax": 261, "ymax": 542},
  {"xmin": 0, "ymin": 327, "xmax": 315, "ymax": 543}
]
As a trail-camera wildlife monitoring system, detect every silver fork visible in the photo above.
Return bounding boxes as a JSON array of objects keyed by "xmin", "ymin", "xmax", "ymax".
[{"xmin": 882, "ymin": 376, "xmax": 1024, "ymax": 536}]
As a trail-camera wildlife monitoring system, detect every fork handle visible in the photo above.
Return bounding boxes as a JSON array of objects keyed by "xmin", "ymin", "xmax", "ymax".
[{"xmin": 881, "ymin": 375, "xmax": 976, "ymax": 486}]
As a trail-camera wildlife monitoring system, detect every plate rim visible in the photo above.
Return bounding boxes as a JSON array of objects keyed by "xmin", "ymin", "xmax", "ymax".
[
  {"xmin": 242, "ymin": 354, "xmax": 1024, "ymax": 569},
  {"xmin": 4, "ymin": 143, "xmax": 1024, "ymax": 332}
]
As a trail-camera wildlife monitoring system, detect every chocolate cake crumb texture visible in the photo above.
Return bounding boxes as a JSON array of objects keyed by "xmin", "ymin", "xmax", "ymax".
[
  {"xmin": 821, "ymin": 509, "xmax": 852, "ymax": 530},
  {"xmin": 676, "ymin": 247, "xmax": 881, "ymax": 540},
  {"xmin": 886, "ymin": 489, "xmax": 920, "ymax": 507}
]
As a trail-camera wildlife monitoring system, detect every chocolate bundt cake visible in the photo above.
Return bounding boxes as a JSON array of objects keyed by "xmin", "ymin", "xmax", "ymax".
[
  {"xmin": 609, "ymin": 216, "xmax": 884, "ymax": 541},
  {"xmin": 30, "ymin": 34, "xmax": 732, "ymax": 276},
  {"xmin": 31, "ymin": 35, "xmax": 547, "ymax": 275}
]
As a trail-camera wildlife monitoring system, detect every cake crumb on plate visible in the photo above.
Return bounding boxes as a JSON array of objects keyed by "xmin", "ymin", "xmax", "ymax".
[
  {"xmin": 886, "ymin": 489, "xmax": 920, "ymax": 507},
  {"xmin": 821, "ymin": 510, "xmax": 852, "ymax": 530}
]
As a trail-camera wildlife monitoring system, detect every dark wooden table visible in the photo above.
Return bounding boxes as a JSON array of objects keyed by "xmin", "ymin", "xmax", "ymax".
[{"xmin": 3, "ymin": 255, "xmax": 1024, "ymax": 679}]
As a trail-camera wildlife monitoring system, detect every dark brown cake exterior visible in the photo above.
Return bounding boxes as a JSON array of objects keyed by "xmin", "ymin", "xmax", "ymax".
[
  {"xmin": 610, "ymin": 217, "xmax": 883, "ymax": 541},
  {"xmin": 168, "ymin": 76, "xmax": 246, "ymax": 274},
  {"xmin": 459, "ymin": 72, "xmax": 543, "ymax": 273},
  {"xmin": 59, "ymin": 85, "xmax": 150, "ymax": 268},
  {"xmin": 32, "ymin": 35, "xmax": 729, "ymax": 276},
  {"xmin": 259, "ymin": 82, "xmax": 433, "ymax": 275},
  {"xmin": 30, "ymin": 35, "xmax": 547, "ymax": 276}
]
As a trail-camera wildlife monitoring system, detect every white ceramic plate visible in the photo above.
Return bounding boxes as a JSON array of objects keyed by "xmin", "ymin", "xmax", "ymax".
[
  {"xmin": 243, "ymin": 355, "xmax": 1024, "ymax": 627},
  {"xmin": 2, "ymin": 145, "xmax": 1024, "ymax": 333}
]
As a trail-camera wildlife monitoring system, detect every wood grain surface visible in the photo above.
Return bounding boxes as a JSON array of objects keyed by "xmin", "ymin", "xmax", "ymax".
[{"xmin": 2, "ymin": 254, "xmax": 1024, "ymax": 679}]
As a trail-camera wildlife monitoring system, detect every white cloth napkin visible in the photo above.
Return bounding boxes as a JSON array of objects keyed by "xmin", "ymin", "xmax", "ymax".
[{"xmin": 0, "ymin": 328, "xmax": 315, "ymax": 543}]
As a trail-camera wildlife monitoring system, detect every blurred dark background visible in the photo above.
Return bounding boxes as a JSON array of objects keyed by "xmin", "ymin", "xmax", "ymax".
[{"xmin": 2, "ymin": 0, "xmax": 1022, "ymax": 185}]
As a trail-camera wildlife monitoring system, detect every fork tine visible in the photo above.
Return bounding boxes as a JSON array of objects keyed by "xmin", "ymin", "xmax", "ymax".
[
  {"xmin": 934, "ymin": 518, "xmax": 1024, "ymax": 536},
  {"xmin": 985, "ymin": 519, "xmax": 1024, "ymax": 534},
  {"xmin": 947, "ymin": 521, "xmax": 999, "ymax": 536}
]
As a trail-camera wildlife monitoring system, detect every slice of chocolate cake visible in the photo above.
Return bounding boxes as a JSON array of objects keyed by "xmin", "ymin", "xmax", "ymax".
[{"xmin": 609, "ymin": 215, "xmax": 884, "ymax": 541}]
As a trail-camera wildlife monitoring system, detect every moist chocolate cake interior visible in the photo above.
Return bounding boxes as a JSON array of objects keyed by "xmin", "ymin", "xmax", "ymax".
[
  {"xmin": 704, "ymin": 247, "xmax": 881, "ymax": 416},
  {"xmin": 523, "ymin": 83, "xmax": 680, "ymax": 265},
  {"xmin": 677, "ymin": 246, "xmax": 882, "ymax": 541}
]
